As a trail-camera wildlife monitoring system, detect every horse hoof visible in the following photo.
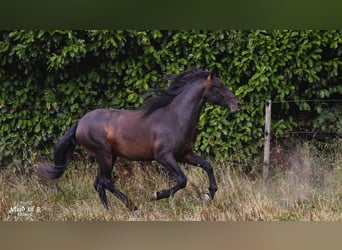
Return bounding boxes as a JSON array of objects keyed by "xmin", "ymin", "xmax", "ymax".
[
  {"xmin": 128, "ymin": 208, "xmax": 140, "ymax": 220},
  {"xmin": 132, "ymin": 208, "xmax": 139, "ymax": 216},
  {"xmin": 129, "ymin": 205, "xmax": 138, "ymax": 212},
  {"xmin": 204, "ymin": 193, "xmax": 212, "ymax": 203},
  {"xmin": 150, "ymin": 191, "xmax": 158, "ymax": 201}
]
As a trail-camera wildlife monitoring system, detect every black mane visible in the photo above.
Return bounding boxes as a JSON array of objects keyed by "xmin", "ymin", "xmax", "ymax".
[{"xmin": 141, "ymin": 68, "xmax": 210, "ymax": 117}]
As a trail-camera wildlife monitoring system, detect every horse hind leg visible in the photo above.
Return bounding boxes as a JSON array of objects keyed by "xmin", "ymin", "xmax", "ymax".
[
  {"xmin": 94, "ymin": 173, "xmax": 109, "ymax": 209},
  {"xmin": 94, "ymin": 153, "xmax": 137, "ymax": 211},
  {"xmin": 104, "ymin": 178, "xmax": 137, "ymax": 211},
  {"xmin": 92, "ymin": 151, "xmax": 112, "ymax": 209}
]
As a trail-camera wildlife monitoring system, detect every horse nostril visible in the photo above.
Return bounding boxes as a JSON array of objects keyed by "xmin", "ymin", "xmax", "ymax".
[{"xmin": 237, "ymin": 102, "xmax": 242, "ymax": 108}]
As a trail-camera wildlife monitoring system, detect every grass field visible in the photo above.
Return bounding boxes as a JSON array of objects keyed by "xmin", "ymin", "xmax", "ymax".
[{"xmin": 1, "ymin": 141, "xmax": 341, "ymax": 221}]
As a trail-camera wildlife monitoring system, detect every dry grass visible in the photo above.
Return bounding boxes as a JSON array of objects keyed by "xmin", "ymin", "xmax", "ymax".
[{"xmin": 1, "ymin": 142, "xmax": 341, "ymax": 221}]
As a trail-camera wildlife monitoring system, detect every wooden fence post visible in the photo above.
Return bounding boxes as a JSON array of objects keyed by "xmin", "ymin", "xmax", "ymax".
[{"xmin": 263, "ymin": 99, "xmax": 272, "ymax": 180}]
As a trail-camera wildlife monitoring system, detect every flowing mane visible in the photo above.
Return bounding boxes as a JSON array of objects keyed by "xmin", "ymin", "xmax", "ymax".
[{"xmin": 141, "ymin": 68, "xmax": 210, "ymax": 117}]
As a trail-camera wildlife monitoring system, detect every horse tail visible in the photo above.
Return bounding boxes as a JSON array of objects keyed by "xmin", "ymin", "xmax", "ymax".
[{"xmin": 38, "ymin": 123, "xmax": 78, "ymax": 179}]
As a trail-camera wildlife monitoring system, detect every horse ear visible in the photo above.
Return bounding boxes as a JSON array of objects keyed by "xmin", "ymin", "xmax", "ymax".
[
  {"xmin": 205, "ymin": 73, "xmax": 213, "ymax": 89},
  {"xmin": 206, "ymin": 72, "xmax": 214, "ymax": 82},
  {"xmin": 206, "ymin": 72, "xmax": 216, "ymax": 86}
]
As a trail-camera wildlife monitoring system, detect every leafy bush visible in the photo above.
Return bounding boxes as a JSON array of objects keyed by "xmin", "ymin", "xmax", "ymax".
[{"xmin": 0, "ymin": 30, "xmax": 341, "ymax": 170}]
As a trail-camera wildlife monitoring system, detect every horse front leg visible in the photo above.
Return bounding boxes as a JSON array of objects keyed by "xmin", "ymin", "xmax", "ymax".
[
  {"xmin": 151, "ymin": 153, "xmax": 187, "ymax": 201},
  {"xmin": 181, "ymin": 152, "xmax": 218, "ymax": 202}
]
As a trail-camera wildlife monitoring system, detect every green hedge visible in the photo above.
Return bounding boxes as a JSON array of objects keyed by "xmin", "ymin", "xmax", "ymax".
[{"xmin": 0, "ymin": 30, "xmax": 341, "ymax": 171}]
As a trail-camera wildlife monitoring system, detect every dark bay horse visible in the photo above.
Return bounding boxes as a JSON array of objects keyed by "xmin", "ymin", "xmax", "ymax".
[{"xmin": 38, "ymin": 68, "xmax": 241, "ymax": 210}]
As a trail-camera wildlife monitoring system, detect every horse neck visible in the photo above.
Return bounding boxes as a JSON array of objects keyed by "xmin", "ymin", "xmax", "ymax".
[{"xmin": 170, "ymin": 80, "xmax": 205, "ymax": 129}]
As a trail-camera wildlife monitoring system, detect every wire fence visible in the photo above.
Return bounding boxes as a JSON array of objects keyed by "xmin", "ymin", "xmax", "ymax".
[
  {"xmin": 270, "ymin": 99, "xmax": 342, "ymax": 137},
  {"xmin": 272, "ymin": 99, "xmax": 342, "ymax": 104},
  {"xmin": 263, "ymin": 98, "xmax": 341, "ymax": 177}
]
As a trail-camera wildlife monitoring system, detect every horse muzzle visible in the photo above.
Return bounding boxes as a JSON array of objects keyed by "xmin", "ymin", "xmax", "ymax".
[{"xmin": 228, "ymin": 101, "xmax": 242, "ymax": 113}]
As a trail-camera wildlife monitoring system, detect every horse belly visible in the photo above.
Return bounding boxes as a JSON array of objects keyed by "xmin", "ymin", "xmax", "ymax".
[
  {"xmin": 112, "ymin": 139, "xmax": 154, "ymax": 161},
  {"xmin": 107, "ymin": 124, "xmax": 155, "ymax": 161}
]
